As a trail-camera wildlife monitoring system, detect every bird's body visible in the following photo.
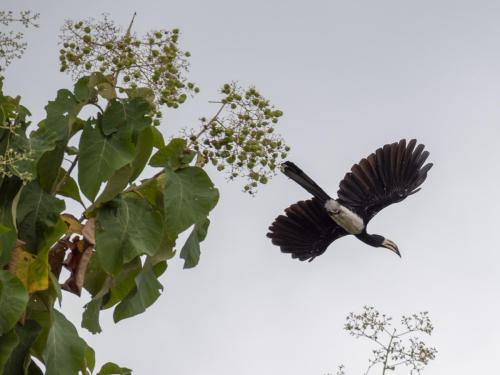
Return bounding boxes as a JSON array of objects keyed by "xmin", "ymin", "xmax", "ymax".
[{"xmin": 267, "ymin": 139, "xmax": 432, "ymax": 261}]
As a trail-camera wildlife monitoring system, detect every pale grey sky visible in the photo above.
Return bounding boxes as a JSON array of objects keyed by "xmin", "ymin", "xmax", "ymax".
[{"xmin": 4, "ymin": 0, "xmax": 500, "ymax": 374}]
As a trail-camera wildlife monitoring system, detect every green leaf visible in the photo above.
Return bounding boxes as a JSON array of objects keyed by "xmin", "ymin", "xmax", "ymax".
[
  {"xmin": 113, "ymin": 263, "xmax": 162, "ymax": 322},
  {"xmin": 43, "ymin": 310, "xmax": 86, "ymax": 375},
  {"xmin": 78, "ymin": 121, "xmax": 135, "ymax": 201},
  {"xmin": 82, "ymin": 297, "xmax": 103, "ymax": 335},
  {"xmin": 180, "ymin": 218, "xmax": 210, "ymax": 269},
  {"xmin": 0, "ymin": 178, "xmax": 21, "ymax": 266},
  {"xmin": 102, "ymin": 100, "xmax": 127, "ymax": 136},
  {"xmin": 83, "ymin": 253, "xmax": 108, "ymax": 297},
  {"xmin": 0, "ymin": 329, "xmax": 19, "ymax": 373},
  {"xmin": 37, "ymin": 144, "xmax": 65, "ymax": 193},
  {"xmin": 56, "ymin": 169, "xmax": 84, "ymax": 206},
  {"xmin": 24, "ymin": 89, "xmax": 83, "ymax": 180},
  {"xmin": 150, "ymin": 138, "xmax": 193, "ymax": 169},
  {"xmin": 74, "ymin": 76, "xmax": 97, "ymax": 103},
  {"xmin": 92, "ymin": 165, "xmax": 133, "ymax": 209},
  {"xmin": 95, "ymin": 195, "xmax": 163, "ymax": 275},
  {"xmin": 49, "ymin": 272, "xmax": 62, "ymax": 307},
  {"xmin": 0, "ymin": 271, "xmax": 29, "ymax": 335},
  {"xmin": 102, "ymin": 98, "xmax": 151, "ymax": 136},
  {"xmin": 162, "ymin": 166, "xmax": 219, "ymax": 237},
  {"xmin": 102, "ymin": 258, "xmax": 142, "ymax": 309},
  {"xmin": 129, "ymin": 127, "xmax": 153, "ymax": 182},
  {"xmin": 2, "ymin": 320, "xmax": 42, "ymax": 374},
  {"xmin": 97, "ymin": 362, "xmax": 132, "ymax": 375},
  {"xmin": 123, "ymin": 98, "xmax": 152, "ymax": 134},
  {"xmin": 151, "ymin": 127, "xmax": 165, "ymax": 149},
  {"xmin": 16, "ymin": 180, "xmax": 65, "ymax": 251},
  {"xmin": 85, "ymin": 345, "xmax": 96, "ymax": 373}
]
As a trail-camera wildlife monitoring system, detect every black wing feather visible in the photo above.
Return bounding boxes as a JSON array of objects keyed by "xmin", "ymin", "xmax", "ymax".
[
  {"xmin": 337, "ymin": 139, "xmax": 432, "ymax": 222},
  {"xmin": 267, "ymin": 198, "xmax": 348, "ymax": 261}
]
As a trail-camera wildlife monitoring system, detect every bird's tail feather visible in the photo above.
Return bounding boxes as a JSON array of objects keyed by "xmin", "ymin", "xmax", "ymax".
[{"xmin": 281, "ymin": 161, "xmax": 331, "ymax": 203}]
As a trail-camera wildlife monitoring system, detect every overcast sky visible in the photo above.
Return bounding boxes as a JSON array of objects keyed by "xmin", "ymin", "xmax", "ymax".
[{"xmin": 4, "ymin": 0, "xmax": 500, "ymax": 374}]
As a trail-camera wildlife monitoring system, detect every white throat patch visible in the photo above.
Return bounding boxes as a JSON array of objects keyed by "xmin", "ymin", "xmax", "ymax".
[{"xmin": 324, "ymin": 199, "xmax": 364, "ymax": 234}]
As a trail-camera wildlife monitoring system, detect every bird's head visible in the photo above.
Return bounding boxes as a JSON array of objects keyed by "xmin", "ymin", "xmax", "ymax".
[{"xmin": 381, "ymin": 238, "xmax": 400, "ymax": 257}]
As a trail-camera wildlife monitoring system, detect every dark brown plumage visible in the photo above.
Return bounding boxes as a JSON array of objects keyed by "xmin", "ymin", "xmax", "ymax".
[{"xmin": 267, "ymin": 139, "xmax": 432, "ymax": 261}]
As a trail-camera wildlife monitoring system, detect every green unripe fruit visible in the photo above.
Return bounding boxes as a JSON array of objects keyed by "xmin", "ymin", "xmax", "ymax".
[
  {"xmin": 84, "ymin": 26, "xmax": 91, "ymax": 33},
  {"xmin": 194, "ymin": 87, "xmax": 200, "ymax": 93},
  {"xmin": 85, "ymin": 62, "xmax": 92, "ymax": 70},
  {"xmin": 83, "ymin": 47, "xmax": 91, "ymax": 54},
  {"xmin": 83, "ymin": 35, "xmax": 91, "ymax": 43}
]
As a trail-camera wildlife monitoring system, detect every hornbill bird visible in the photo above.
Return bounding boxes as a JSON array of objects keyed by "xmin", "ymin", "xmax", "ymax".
[{"xmin": 267, "ymin": 139, "xmax": 432, "ymax": 261}]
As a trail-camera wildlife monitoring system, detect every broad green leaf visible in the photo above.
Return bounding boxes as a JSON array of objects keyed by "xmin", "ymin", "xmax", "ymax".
[
  {"xmin": 96, "ymin": 195, "xmax": 163, "ymax": 275},
  {"xmin": 150, "ymin": 138, "xmax": 194, "ymax": 169},
  {"xmin": 74, "ymin": 76, "xmax": 97, "ymax": 103},
  {"xmin": 92, "ymin": 165, "xmax": 133, "ymax": 209},
  {"xmin": 0, "ymin": 329, "xmax": 19, "ymax": 373},
  {"xmin": 83, "ymin": 253, "xmax": 108, "ymax": 297},
  {"xmin": 25, "ymin": 218, "xmax": 67, "ymax": 294},
  {"xmin": 129, "ymin": 127, "xmax": 153, "ymax": 181},
  {"xmin": 180, "ymin": 218, "xmax": 210, "ymax": 269},
  {"xmin": 85, "ymin": 345, "xmax": 96, "ymax": 373},
  {"xmin": 114, "ymin": 263, "xmax": 163, "ymax": 322},
  {"xmin": 37, "ymin": 144, "xmax": 65, "ymax": 193},
  {"xmin": 82, "ymin": 297, "xmax": 103, "ymax": 335},
  {"xmin": 151, "ymin": 126, "xmax": 165, "ymax": 149},
  {"xmin": 102, "ymin": 100, "xmax": 127, "ymax": 136},
  {"xmin": 43, "ymin": 310, "xmax": 86, "ymax": 375},
  {"xmin": 2, "ymin": 320, "xmax": 42, "ymax": 374},
  {"xmin": 162, "ymin": 166, "xmax": 219, "ymax": 237},
  {"xmin": 0, "ymin": 271, "xmax": 29, "ymax": 335},
  {"xmin": 123, "ymin": 98, "xmax": 151, "ymax": 133},
  {"xmin": 16, "ymin": 180, "xmax": 65, "ymax": 251},
  {"xmin": 102, "ymin": 98, "xmax": 151, "ymax": 136},
  {"xmin": 102, "ymin": 258, "xmax": 142, "ymax": 309},
  {"xmin": 97, "ymin": 362, "xmax": 132, "ymax": 375},
  {"xmin": 0, "ymin": 178, "xmax": 22, "ymax": 266},
  {"xmin": 78, "ymin": 121, "xmax": 135, "ymax": 201},
  {"xmin": 55, "ymin": 168, "xmax": 84, "ymax": 205},
  {"xmin": 49, "ymin": 272, "xmax": 62, "ymax": 306},
  {"xmin": 25, "ymin": 89, "xmax": 83, "ymax": 180}
]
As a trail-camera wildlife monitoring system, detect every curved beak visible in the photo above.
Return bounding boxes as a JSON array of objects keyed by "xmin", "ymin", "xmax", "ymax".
[{"xmin": 382, "ymin": 239, "xmax": 401, "ymax": 257}]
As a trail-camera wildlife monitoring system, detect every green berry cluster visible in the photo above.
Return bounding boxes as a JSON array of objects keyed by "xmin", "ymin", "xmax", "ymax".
[
  {"xmin": 190, "ymin": 82, "xmax": 289, "ymax": 195},
  {"xmin": 58, "ymin": 15, "xmax": 199, "ymax": 110}
]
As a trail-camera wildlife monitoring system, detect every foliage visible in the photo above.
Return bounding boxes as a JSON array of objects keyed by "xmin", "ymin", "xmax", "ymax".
[
  {"xmin": 334, "ymin": 307, "xmax": 437, "ymax": 375},
  {"xmin": 0, "ymin": 10, "xmax": 39, "ymax": 71},
  {"xmin": 0, "ymin": 12, "xmax": 288, "ymax": 374}
]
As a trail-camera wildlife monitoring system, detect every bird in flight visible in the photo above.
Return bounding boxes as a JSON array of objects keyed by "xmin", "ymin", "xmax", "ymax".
[{"xmin": 267, "ymin": 139, "xmax": 432, "ymax": 261}]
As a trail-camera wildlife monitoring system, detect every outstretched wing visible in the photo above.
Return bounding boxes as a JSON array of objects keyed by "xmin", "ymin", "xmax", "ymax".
[
  {"xmin": 337, "ymin": 139, "xmax": 433, "ymax": 222},
  {"xmin": 267, "ymin": 198, "xmax": 348, "ymax": 261}
]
